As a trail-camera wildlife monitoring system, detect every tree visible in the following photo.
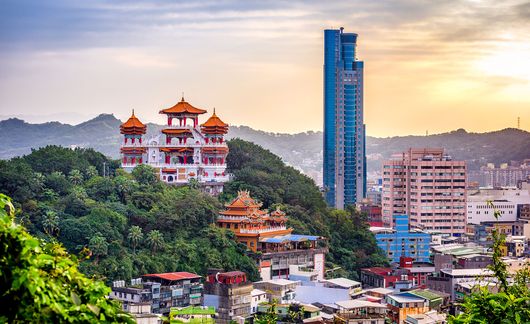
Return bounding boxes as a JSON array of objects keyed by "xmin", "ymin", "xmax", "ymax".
[
  {"xmin": 449, "ymin": 202, "xmax": 530, "ymax": 323},
  {"xmin": 288, "ymin": 304, "xmax": 305, "ymax": 323},
  {"xmin": 42, "ymin": 210, "xmax": 59, "ymax": 236},
  {"xmin": 88, "ymin": 234, "xmax": 108, "ymax": 265},
  {"xmin": 131, "ymin": 164, "xmax": 158, "ymax": 186},
  {"xmin": 128, "ymin": 225, "xmax": 143, "ymax": 254},
  {"xmin": 85, "ymin": 165, "xmax": 98, "ymax": 179},
  {"xmin": 146, "ymin": 230, "xmax": 164, "ymax": 253},
  {"xmin": 0, "ymin": 193, "xmax": 134, "ymax": 323},
  {"xmin": 255, "ymin": 300, "xmax": 279, "ymax": 324},
  {"xmin": 68, "ymin": 169, "xmax": 84, "ymax": 185}
]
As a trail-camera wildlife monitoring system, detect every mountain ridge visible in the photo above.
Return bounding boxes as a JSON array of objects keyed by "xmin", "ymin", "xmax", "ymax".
[{"xmin": 1, "ymin": 114, "xmax": 529, "ymax": 179}]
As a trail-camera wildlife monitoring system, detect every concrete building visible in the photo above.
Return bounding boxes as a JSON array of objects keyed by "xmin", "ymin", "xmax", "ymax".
[
  {"xmin": 250, "ymin": 289, "xmax": 267, "ymax": 314},
  {"xmin": 334, "ymin": 300, "xmax": 387, "ymax": 324},
  {"xmin": 204, "ymin": 271, "xmax": 252, "ymax": 323},
  {"xmin": 426, "ymin": 268, "xmax": 494, "ymax": 300},
  {"xmin": 110, "ymin": 272, "xmax": 204, "ymax": 316},
  {"xmin": 372, "ymin": 215, "xmax": 432, "ymax": 263},
  {"xmin": 404, "ymin": 310, "xmax": 447, "ymax": 324},
  {"xmin": 386, "ymin": 292, "xmax": 430, "ymax": 324},
  {"xmin": 466, "ymin": 187, "xmax": 530, "ymax": 224},
  {"xmin": 323, "ymin": 27, "xmax": 366, "ymax": 209},
  {"xmin": 469, "ymin": 161, "xmax": 530, "ymax": 187},
  {"xmin": 253, "ymin": 279, "xmax": 301, "ymax": 304},
  {"xmin": 322, "ymin": 278, "xmax": 362, "ymax": 296},
  {"xmin": 382, "ymin": 148, "xmax": 466, "ymax": 236}
]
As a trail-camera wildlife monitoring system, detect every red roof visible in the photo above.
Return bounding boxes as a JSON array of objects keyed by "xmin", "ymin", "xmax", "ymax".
[
  {"xmin": 142, "ymin": 272, "xmax": 201, "ymax": 281},
  {"xmin": 361, "ymin": 267, "xmax": 393, "ymax": 276},
  {"xmin": 120, "ymin": 110, "xmax": 147, "ymax": 135}
]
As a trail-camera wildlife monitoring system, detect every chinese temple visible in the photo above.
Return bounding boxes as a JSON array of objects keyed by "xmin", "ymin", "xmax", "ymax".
[
  {"xmin": 217, "ymin": 191, "xmax": 328, "ymax": 280},
  {"xmin": 119, "ymin": 97, "xmax": 229, "ymax": 194}
]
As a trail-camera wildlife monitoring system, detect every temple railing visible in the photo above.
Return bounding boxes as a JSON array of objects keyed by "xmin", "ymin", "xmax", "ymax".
[{"xmin": 239, "ymin": 227, "xmax": 287, "ymax": 234}]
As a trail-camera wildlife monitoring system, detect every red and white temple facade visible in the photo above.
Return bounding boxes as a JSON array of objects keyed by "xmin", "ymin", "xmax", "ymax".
[{"xmin": 120, "ymin": 97, "xmax": 230, "ymax": 194}]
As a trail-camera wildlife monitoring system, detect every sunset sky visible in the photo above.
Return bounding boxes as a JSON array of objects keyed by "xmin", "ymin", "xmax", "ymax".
[{"xmin": 1, "ymin": 0, "xmax": 529, "ymax": 136}]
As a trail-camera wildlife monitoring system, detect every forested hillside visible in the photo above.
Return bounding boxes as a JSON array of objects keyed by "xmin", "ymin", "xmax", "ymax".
[{"xmin": 0, "ymin": 140, "xmax": 387, "ymax": 282}]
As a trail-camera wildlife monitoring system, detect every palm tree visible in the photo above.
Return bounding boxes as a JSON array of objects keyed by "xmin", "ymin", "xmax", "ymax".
[
  {"xmin": 85, "ymin": 165, "xmax": 98, "ymax": 178},
  {"xmin": 146, "ymin": 230, "xmax": 164, "ymax": 253},
  {"xmin": 128, "ymin": 226, "xmax": 143, "ymax": 253},
  {"xmin": 42, "ymin": 211, "xmax": 59, "ymax": 236},
  {"xmin": 68, "ymin": 169, "xmax": 84, "ymax": 185},
  {"xmin": 88, "ymin": 234, "xmax": 108, "ymax": 265}
]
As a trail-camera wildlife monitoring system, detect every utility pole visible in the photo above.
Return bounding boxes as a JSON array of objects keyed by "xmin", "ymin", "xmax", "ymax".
[
  {"xmin": 103, "ymin": 162, "xmax": 106, "ymax": 178},
  {"xmin": 517, "ymin": 116, "xmax": 520, "ymax": 129}
]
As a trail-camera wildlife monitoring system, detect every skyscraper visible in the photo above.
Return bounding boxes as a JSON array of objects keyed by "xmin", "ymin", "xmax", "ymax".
[{"xmin": 323, "ymin": 28, "xmax": 366, "ymax": 209}]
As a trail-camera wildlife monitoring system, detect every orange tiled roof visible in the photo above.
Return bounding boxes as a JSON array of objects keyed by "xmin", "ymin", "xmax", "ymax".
[
  {"xmin": 202, "ymin": 147, "xmax": 229, "ymax": 154},
  {"xmin": 161, "ymin": 128, "xmax": 192, "ymax": 135},
  {"xmin": 201, "ymin": 109, "xmax": 229, "ymax": 135},
  {"xmin": 159, "ymin": 97, "xmax": 207, "ymax": 115},
  {"xmin": 120, "ymin": 147, "xmax": 147, "ymax": 154},
  {"xmin": 120, "ymin": 110, "xmax": 147, "ymax": 135}
]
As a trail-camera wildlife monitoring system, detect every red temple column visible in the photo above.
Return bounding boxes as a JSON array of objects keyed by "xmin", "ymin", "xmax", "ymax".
[
  {"xmin": 166, "ymin": 136, "xmax": 171, "ymax": 144},
  {"xmin": 132, "ymin": 137, "xmax": 135, "ymax": 144},
  {"xmin": 165, "ymin": 154, "xmax": 170, "ymax": 164},
  {"xmin": 168, "ymin": 117, "xmax": 172, "ymax": 126},
  {"xmin": 131, "ymin": 157, "xmax": 136, "ymax": 164}
]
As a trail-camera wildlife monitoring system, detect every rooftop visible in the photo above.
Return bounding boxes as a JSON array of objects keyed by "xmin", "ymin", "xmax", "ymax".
[
  {"xmin": 335, "ymin": 300, "xmax": 387, "ymax": 310},
  {"xmin": 386, "ymin": 293, "xmax": 426, "ymax": 304},
  {"xmin": 440, "ymin": 268, "xmax": 494, "ymax": 277},
  {"xmin": 142, "ymin": 272, "xmax": 201, "ymax": 282},
  {"xmin": 251, "ymin": 289, "xmax": 266, "ymax": 296},
  {"xmin": 170, "ymin": 306, "xmax": 216, "ymax": 316},
  {"xmin": 259, "ymin": 234, "xmax": 321, "ymax": 244},
  {"xmin": 256, "ymin": 278, "xmax": 299, "ymax": 287},
  {"xmin": 322, "ymin": 278, "xmax": 361, "ymax": 289},
  {"xmin": 365, "ymin": 287, "xmax": 395, "ymax": 295}
]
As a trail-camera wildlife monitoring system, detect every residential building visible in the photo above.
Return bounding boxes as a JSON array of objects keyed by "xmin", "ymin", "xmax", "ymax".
[
  {"xmin": 204, "ymin": 270, "xmax": 252, "ymax": 323},
  {"xmin": 322, "ymin": 278, "xmax": 362, "ymax": 296},
  {"xmin": 334, "ymin": 300, "xmax": 387, "ymax": 324},
  {"xmin": 110, "ymin": 272, "xmax": 204, "ymax": 316},
  {"xmin": 372, "ymin": 215, "xmax": 432, "ymax": 263},
  {"xmin": 256, "ymin": 303, "xmax": 321, "ymax": 322},
  {"xmin": 426, "ymin": 268, "xmax": 494, "ymax": 300},
  {"xmin": 360, "ymin": 267, "xmax": 399, "ymax": 288},
  {"xmin": 466, "ymin": 187, "xmax": 529, "ymax": 224},
  {"xmin": 217, "ymin": 190, "xmax": 327, "ymax": 280},
  {"xmin": 250, "ymin": 289, "xmax": 267, "ymax": 314},
  {"xmin": 468, "ymin": 161, "xmax": 530, "ymax": 187},
  {"xmin": 253, "ymin": 279, "xmax": 301, "ymax": 304},
  {"xmin": 382, "ymin": 148, "xmax": 467, "ymax": 236},
  {"xmin": 404, "ymin": 310, "xmax": 447, "ymax": 324},
  {"xmin": 386, "ymin": 292, "xmax": 430, "ymax": 324},
  {"xmin": 323, "ymin": 27, "xmax": 366, "ymax": 209},
  {"xmin": 360, "ymin": 203, "xmax": 383, "ymax": 224},
  {"xmin": 119, "ymin": 97, "xmax": 229, "ymax": 194}
]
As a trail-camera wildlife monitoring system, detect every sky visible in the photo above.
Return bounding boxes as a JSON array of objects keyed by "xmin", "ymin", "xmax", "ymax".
[{"xmin": 0, "ymin": 0, "xmax": 529, "ymax": 136}]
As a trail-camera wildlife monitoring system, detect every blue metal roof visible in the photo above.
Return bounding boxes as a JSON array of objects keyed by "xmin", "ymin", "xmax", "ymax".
[{"xmin": 260, "ymin": 234, "xmax": 320, "ymax": 243}]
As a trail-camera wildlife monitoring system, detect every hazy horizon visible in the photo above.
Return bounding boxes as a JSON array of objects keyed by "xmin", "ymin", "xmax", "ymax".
[{"xmin": 1, "ymin": 0, "xmax": 529, "ymax": 136}]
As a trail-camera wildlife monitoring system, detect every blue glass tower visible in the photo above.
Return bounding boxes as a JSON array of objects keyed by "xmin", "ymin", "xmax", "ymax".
[{"xmin": 323, "ymin": 28, "xmax": 366, "ymax": 209}]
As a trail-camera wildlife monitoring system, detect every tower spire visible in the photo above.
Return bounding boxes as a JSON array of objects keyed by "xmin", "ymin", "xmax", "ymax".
[{"xmin": 181, "ymin": 92, "xmax": 185, "ymax": 102}]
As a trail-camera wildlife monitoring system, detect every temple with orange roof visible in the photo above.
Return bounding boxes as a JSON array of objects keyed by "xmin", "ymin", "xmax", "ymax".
[
  {"xmin": 217, "ymin": 191, "xmax": 328, "ymax": 281},
  {"xmin": 119, "ymin": 96, "xmax": 230, "ymax": 194}
]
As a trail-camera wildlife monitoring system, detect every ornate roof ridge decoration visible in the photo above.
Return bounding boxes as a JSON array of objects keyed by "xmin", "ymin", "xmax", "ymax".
[{"xmin": 201, "ymin": 108, "xmax": 229, "ymax": 135}]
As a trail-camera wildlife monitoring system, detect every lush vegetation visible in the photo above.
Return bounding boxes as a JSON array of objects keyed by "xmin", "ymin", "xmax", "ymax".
[
  {"xmin": 223, "ymin": 139, "xmax": 388, "ymax": 279},
  {"xmin": 0, "ymin": 193, "xmax": 133, "ymax": 323},
  {"xmin": 0, "ymin": 145, "xmax": 260, "ymax": 283},
  {"xmin": 0, "ymin": 140, "xmax": 385, "ymax": 285},
  {"xmin": 449, "ymin": 204, "xmax": 530, "ymax": 323}
]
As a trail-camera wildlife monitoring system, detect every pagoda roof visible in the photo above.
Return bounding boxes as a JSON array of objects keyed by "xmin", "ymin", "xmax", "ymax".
[
  {"xmin": 224, "ymin": 190, "xmax": 263, "ymax": 208},
  {"xmin": 120, "ymin": 110, "xmax": 147, "ymax": 135},
  {"xmin": 201, "ymin": 109, "xmax": 229, "ymax": 134},
  {"xmin": 161, "ymin": 128, "xmax": 193, "ymax": 136},
  {"xmin": 160, "ymin": 147, "xmax": 194, "ymax": 153},
  {"xmin": 120, "ymin": 147, "xmax": 147, "ymax": 154},
  {"xmin": 159, "ymin": 97, "xmax": 207, "ymax": 115},
  {"xmin": 202, "ymin": 147, "xmax": 229, "ymax": 154}
]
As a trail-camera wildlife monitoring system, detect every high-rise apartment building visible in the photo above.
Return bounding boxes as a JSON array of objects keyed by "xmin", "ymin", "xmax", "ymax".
[
  {"xmin": 323, "ymin": 28, "xmax": 366, "ymax": 209},
  {"xmin": 382, "ymin": 148, "xmax": 467, "ymax": 236}
]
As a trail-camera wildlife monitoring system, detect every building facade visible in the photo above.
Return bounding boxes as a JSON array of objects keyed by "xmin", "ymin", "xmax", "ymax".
[
  {"xmin": 373, "ymin": 215, "xmax": 432, "ymax": 263},
  {"xmin": 382, "ymin": 148, "xmax": 467, "ymax": 236},
  {"xmin": 119, "ymin": 97, "xmax": 230, "ymax": 194},
  {"xmin": 204, "ymin": 270, "xmax": 252, "ymax": 323},
  {"xmin": 217, "ymin": 191, "xmax": 327, "ymax": 280},
  {"xmin": 323, "ymin": 27, "xmax": 366, "ymax": 209},
  {"xmin": 110, "ymin": 272, "xmax": 204, "ymax": 316}
]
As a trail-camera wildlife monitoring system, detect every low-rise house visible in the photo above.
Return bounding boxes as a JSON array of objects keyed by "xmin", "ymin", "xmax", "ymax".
[
  {"xmin": 404, "ymin": 310, "xmax": 447, "ymax": 324},
  {"xmin": 426, "ymin": 268, "xmax": 494, "ymax": 301},
  {"xmin": 386, "ymin": 292, "xmax": 430, "ymax": 324},
  {"xmin": 254, "ymin": 278, "xmax": 301, "ymax": 304},
  {"xmin": 334, "ymin": 300, "xmax": 387, "ymax": 324},
  {"xmin": 256, "ymin": 303, "xmax": 321, "ymax": 322},
  {"xmin": 110, "ymin": 272, "xmax": 203, "ymax": 316},
  {"xmin": 322, "ymin": 278, "xmax": 362, "ymax": 296},
  {"xmin": 251, "ymin": 289, "xmax": 267, "ymax": 314}
]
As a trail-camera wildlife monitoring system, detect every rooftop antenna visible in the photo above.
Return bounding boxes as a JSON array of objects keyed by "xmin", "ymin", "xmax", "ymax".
[
  {"xmin": 181, "ymin": 92, "xmax": 185, "ymax": 101},
  {"xmin": 517, "ymin": 116, "xmax": 520, "ymax": 129}
]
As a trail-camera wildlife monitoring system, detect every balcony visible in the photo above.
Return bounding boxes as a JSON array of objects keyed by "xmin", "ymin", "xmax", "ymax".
[{"xmin": 239, "ymin": 226, "xmax": 287, "ymax": 234}]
